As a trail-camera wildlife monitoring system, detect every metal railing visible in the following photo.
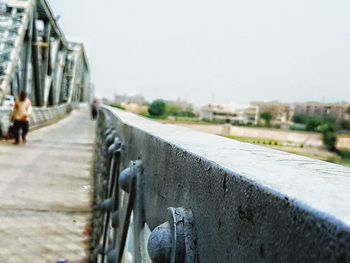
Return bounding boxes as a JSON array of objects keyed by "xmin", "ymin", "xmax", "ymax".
[
  {"xmin": 0, "ymin": 103, "xmax": 72, "ymax": 137},
  {"xmin": 90, "ymin": 106, "xmax": 350, "ymax": 263}
]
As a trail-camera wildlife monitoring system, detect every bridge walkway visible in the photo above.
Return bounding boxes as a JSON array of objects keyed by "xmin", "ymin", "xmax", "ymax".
[{"xmin": 0, "ymin": 109, "xmax": 95, "ymax": 263}]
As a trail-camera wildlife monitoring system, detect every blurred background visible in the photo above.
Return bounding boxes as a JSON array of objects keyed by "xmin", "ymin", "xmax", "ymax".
[{"xmin": 49, "ymin": 0, "xmax": 350, "ymax": 165}]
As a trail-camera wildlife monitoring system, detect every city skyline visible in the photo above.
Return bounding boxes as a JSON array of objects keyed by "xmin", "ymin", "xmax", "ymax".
[
  {"xmin": 109, "ymin": 92, "xmax": 350, "ymax": 108},
  {"xmin": 49, "ymin": 0, "xmax": 350, "ymax": 106}
]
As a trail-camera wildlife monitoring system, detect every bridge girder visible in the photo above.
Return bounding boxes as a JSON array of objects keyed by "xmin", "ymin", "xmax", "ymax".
[{"xmin": 0, "ymin": 0, "xmax": 91, "ymax": 106}]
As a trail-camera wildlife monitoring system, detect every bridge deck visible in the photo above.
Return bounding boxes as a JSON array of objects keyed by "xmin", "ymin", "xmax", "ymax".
[{"xmin": 0, "ymin": 110, "xmax": 95, "ymax": 263}]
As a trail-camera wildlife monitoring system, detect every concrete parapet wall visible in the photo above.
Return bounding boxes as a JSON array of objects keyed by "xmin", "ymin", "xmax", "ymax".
[{"xmin": 92, "ymin": 106, "xmax": 350, "ymax": 263}]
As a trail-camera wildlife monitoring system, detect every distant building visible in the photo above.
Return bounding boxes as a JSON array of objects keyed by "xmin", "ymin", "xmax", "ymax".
[
  {"xmin": 293, "ymin": 102, "xmax": 350, "ymax": 121},
  {"xmin": 251, "ymin": 101, "xmax": 292, "ymax": 124},
  {"xmin": 200, "ymin": 104, "xmax": 259, "ymax": 124},
  {"xmin": 200, "ymin": 104, "xmax": 236, "ymax": 122},
  {"xmin": 114, "ymin": 94, "xmax": 146, "ymax": 105},
  {"xmin": 242, "ymin": 105, "xmax": 260, "ymax": 125}
]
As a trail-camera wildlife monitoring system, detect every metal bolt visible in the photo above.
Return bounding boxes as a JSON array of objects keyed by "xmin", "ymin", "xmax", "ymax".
[
  {"xmin": 147, "ymin": 207, "xmax": 198, "ymax": 263},
  {"xmin": 147, "ymin": 222, "xmax": 172, "ymax": 262},
  {"xmin": 106, "ymin": 131, "xmax": 117, "ymax": 147},
  {"xmin": 119, "ymin": 160, "xmax": 143, "ymax": 193},
  {"xmin": 98, "ymin": 198, "xmax": 115, "ymax": 212},
  {"xmin": 108, "ymin": 137, "xmax": 121, "ymax": 155},
  {"xmin": 119, "ymin": 167, "xmax": 131, "ymax": 193},
  {"xmin": 111, "ymin": 210, "xmax": 119, "ymax": 228}
]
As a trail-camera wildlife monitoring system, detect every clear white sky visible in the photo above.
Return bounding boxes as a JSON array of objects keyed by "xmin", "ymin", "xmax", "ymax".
[{"xmin": 49, "ymin": 0, "xmax": 350, "ymax": 106}]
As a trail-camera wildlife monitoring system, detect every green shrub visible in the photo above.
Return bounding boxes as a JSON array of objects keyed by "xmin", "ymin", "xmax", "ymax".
[
  {"xmin": 322, "ymin": 131, "xmax": 337, "ymax": 152},
  {"xmin": 340, "ymin": 150, "xmax": 350, "ymax": 159},
  {"xmin": 148, "ymin": 99, "xmax": 166, "ymax": 116}
]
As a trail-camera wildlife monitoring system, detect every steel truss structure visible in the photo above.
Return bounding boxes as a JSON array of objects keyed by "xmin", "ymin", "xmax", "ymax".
[{"xmin": 0, "ymin": 0, "xmax": 91, "ymax": 106}]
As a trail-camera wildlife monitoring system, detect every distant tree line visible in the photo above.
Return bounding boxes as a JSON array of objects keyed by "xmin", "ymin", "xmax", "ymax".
[
  {"xmin": 258, "ymin": 111, "xmax": 348, "ymax": 153},
  {"xmin": 148, "ymin": 99, "xmax": 195, "ymax": 118}
]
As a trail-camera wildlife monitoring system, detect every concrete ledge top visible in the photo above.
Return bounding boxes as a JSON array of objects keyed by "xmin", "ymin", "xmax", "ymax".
[{"xmin": 104, "ymin": 106, "xmax": 350, "ymax": 228}]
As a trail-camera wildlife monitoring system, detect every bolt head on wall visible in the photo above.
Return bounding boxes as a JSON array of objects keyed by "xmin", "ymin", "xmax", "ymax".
[
  {"xmin": 147, "ymin": 207, "xmax": 198, "ymax": 263},
  {"xmin": 148, "ymin": 222, "xmax": 172, "ymax": 262}
]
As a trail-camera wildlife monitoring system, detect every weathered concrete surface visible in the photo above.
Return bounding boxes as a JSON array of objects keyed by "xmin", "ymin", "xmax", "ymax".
[
  {"xmin": 102, "ymin": 106, "xmax": 350, "ymax": 263},
  {"xmin": 0, "ymin": 110, "xmax": 95, "ymax": 263}
]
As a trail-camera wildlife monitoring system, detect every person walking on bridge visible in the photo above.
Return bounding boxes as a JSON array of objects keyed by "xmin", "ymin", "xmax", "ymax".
[
  {"xmin": 11, "ymin": 91, "xmax": 32, "ymax": 145},
  {"xmin": 91, "ymin": 98, "xmax": 99, "ymax": 120}
]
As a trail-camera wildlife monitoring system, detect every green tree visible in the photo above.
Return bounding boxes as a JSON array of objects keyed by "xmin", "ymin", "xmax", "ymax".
[
  {"xmin": 305, "ymin": 116, "xmax": 323, "ymax": 131},
  {"xmin": 322, "ymin": 131, "xmax": 337, "ymax": 152},
  {"xmin": 319, "ymin": 123, "xmax": 338, "ymax": 152},
  {"xmin": 148, "ymin": 99, "xmax": 166, "ymax": 116},
  {"xmin": 292, "ymin": 114, "xmax": 308, "ymax": 124},
  {"xmin": 292, "ymin": 114, "xmax": 335, "ymax": 132},
  {"xmin": 260, "ymin": 112, "xmax": 272, "ymax": 127}
]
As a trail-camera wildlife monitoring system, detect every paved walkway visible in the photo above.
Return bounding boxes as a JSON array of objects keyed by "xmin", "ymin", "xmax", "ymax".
[{"xmin": 0, "ymin": 110, "xmax": 95, "ymax": 263}]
